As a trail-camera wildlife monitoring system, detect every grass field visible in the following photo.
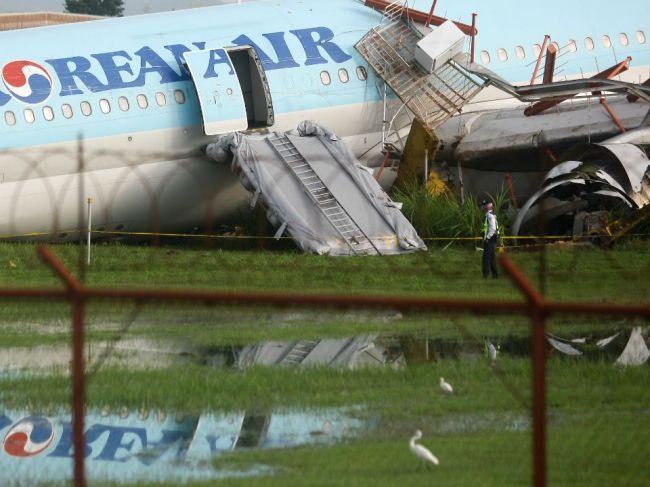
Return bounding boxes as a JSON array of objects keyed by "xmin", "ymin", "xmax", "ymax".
[{"xmin": 0, "ymin": 241, "xmax": 649, "ymax": 485}]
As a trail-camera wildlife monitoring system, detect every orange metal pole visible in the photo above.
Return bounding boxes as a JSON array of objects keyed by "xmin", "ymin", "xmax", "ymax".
[
  {"xmin": 600, "ymin": 97, "xmax": 627, "ymax": 133},
  {"xmin": 504, "ymin": 174, "xmax": 518, "ymax": 209},
  {"xmin": 425, "ymin": 0, "xmax": 438, "ymax": 27},
  {"xmin": 530, "ymin": 35, "xmax": 550, "ymax": 86},
  {"xmin": 470, "ymin": 13, "xmax": 477, "ymax": 64},
  {"xmin": 374, "ymin": 150, "xmax": 391, "ymax": 182},
  {"xmin": 545, "ymin": 148, "xmax": 557, "ymax": 162},
  {"xmin": 542, "ymin": 44, "xmax": 557, "ymax": 84}
]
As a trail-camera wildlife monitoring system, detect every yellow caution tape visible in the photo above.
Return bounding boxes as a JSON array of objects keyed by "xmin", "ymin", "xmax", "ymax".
[{"xmin": 0, "ymin": 229, "xmax": 648, "ymax": 242}]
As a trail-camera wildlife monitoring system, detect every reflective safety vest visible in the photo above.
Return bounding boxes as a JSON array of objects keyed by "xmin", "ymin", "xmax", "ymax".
[{"xmin": 483, "ymin": 211, "xmax": 499, "ymax": 240}]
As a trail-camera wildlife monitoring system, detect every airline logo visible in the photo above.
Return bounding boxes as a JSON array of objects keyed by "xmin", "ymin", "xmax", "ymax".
[
  {"xmin": 3, "ymin": 416, "xmax": 55, "ymax": 457},
  {"xmin": 0, "ymin": 26, "xmax": 352, "ymax": 107},
  {"xmin": 1, "ymin": 60, "xmax": 53, "ymax": 105}
]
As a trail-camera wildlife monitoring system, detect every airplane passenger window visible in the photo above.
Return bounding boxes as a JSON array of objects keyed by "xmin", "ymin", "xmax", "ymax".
[
  {"xmin": 81, "ymin": 101, "xmax": 92, "ymax": 116},
  {"xmin": 320, "ymin": 71, "xmax": 331, "ymax": 86},
  {"xmin": 338, "ymin": 68, "xmax": 349, "ymax": 83},
  {"xmin": 61, "ymin": 104, "xmax": 73, "ymax": 119},
  {"xmin": 514, "ymin": 46, "xmax": 525, "ymax": 60},
  {"xmin": 356, "ymin": 66, "xmax": 367, "ymax": 81},
  {"xmin": 155, "ymin": 92, "xmax": 166, "ymax": 106},
  {"xmin": 532, "ymin": 44, "xmax": 542, "ymax": 57},
  {"xmin": 42, "ymin": 106, "xmax": 54, "ymax": 121},
  {"xmin": 636, "ymin": 31, "xmax": 646, "ymax": 44},
  {"xmin": 480, "ymin": 50, "xmax": 490, "ymax": 64},
  {"xmin": 118, "ymin": 96, "xmax": 129, "ymax": 111},
  {"xmin": 99, "ymin": 99, "xmax": 111, "ymax": 114},
  {"xmin": 137, "ymin": 94, "xmax": 148, "ymax": 109},
  {"xmin": 602, "ymin": 35, "xmax": 612, "ymax": 48},
  {"xmin": 567, "ymin": 39, "xmax": 578, "ymax": 53},
  {"xmin": 584, "ymin": 37, "xmax": 595, "ymax": 51},
  {"xmin": 174, "ymin": 89, "xmax": 185, "ymax": 104},
  {"xmin": 619, "ymin": 33, "xmax": 629, "ymax": 46},
  {"xmin": 4, "ymin": 111, "xmax": 16, "ymax": 126},
  {"xmin": 497, "ymin": 48, "xmax": 508, "ymax": 62},
  {"xmin": 23, "ymin": 109, "xmax": 35, "ymax": 124}
]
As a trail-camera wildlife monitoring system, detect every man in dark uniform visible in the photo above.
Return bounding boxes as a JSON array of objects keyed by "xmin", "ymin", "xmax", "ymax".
[{"xmin": 481, "ymin": 199, "xmax": 499, "ymax": 279}]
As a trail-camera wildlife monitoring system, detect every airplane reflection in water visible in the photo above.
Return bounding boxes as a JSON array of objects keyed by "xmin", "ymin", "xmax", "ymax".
[{"xmin": 0, "ymin": 406, "xmax": 371, "ymax": 485}]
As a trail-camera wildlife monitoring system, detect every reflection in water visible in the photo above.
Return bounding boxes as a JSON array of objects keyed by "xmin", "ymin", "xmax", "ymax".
[
  {"xmin": 1, "ymin": 329, "xmax": 637, "ymax": 377},
  {"xmin": 0, "ymin": 406, "xmax": 373, "ymax": 485}
]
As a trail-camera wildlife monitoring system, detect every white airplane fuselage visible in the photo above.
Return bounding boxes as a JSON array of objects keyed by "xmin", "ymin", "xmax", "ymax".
[{"xmin": 0, "ymin": 0, "xmax": 648, "ymax": 239}]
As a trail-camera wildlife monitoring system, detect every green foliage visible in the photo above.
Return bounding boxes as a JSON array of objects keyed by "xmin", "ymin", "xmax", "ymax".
[
  {"xmin": 64, "ymin": 0, "xmax": 124, "ymax": 17},
  {"xmin": 392, "ymin": 182, "xmax": 512, "ymax": 240}
]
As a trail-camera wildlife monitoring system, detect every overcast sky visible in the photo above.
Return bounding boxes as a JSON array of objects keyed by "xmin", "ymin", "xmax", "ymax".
[{"xmin": 0, "ymin": 1, "xmax": 248, "ymax": 16}]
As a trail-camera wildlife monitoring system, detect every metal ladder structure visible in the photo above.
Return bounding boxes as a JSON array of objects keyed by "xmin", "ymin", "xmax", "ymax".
[
  {"xmin": 355, "ymin": 1, "xmax": 486, "ymax": 131},
  {"xmin": 279, "ymin": 340, "xmax": 320, "ymax": 367},
  {"xmin": 267, "ymin": 133, "xmax": 381, "ymax": 256}
]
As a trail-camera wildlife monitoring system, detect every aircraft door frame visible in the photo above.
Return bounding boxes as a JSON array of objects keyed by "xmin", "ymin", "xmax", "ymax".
[{"xmin": 183, "ymin": 48, "xmax": 248, "ymax": 136}]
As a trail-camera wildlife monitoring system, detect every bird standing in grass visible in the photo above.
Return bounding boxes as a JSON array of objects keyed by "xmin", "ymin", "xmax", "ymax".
[
  {"xmin": 440, "ymin": 377, "xmax": 453, "ymax": 394},
  {"xmin": 487, "ymin": 341, "xmax": 498, "ymax": 367},
  {"xmin": 409, "ymin": 429, "xmax": 439, "ymax": 466}
]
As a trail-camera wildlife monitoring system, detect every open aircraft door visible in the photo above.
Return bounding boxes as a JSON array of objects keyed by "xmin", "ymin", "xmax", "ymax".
[{"xmin": 184, "ymin": 48, "xmax": 248, "ymax": 135}]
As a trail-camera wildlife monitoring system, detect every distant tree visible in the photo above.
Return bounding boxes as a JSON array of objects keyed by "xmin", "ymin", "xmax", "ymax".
[{"xmin": 64, "ymin": 0, "xmax": 125, "ymax": 17}]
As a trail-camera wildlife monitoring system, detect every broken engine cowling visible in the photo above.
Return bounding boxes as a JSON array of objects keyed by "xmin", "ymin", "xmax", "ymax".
[{"xmin": 513, "ymin": 130, "xmax": 650, "ymax": 238}]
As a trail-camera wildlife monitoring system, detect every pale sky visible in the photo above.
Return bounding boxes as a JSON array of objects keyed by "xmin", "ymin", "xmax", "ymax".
[{"xmin": 0, "ymin": 0, "xmax": 248, "ymax": 16}]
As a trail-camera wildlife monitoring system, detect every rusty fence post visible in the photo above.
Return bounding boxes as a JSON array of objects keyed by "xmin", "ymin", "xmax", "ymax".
[
  {"xmin": 38, "ymin": 245, "xmax": 87, "ymax": 487},
  {"xmin": 499, "ymin": 255, "xmax": 547, "ymax": 487}
]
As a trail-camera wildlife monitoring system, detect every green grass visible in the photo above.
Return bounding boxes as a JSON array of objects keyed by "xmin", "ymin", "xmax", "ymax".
[
  {"xmin": 11, "ymin": 358, "xmax": 643, "ymax": 487},
  {"xmin": 1, "ymin": 242, "xmax": 648, "ymax": 485},
  {"xmin": 0, "ymin": 242, "xmax": 647, "ymax": 348}
]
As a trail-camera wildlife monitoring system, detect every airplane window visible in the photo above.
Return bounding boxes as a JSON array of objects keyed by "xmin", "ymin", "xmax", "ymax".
[
  {"xmin": 174, "ymin": 89, "xmax": 185, "ymax": 104},
  {"xmin": 497, "ymin": 48, "xmax": 508, "ymax": 62},
  {"xmin": 155, "ymin": 92, "xmax": 166, "ymax": 106},
  {"xmin": 602, "ymin": 35, "xmax": 612, "ymax": 48},
  {"xmin": 23, "ymin": 109, "xmax": 35, "ymax": 124},
  {"xmin": 567, "ymin": 39, "xmax": 578, "ymax": 53},
  {"xmin": 636, "ymin": 31, "xmax": 646, "ymax": 44},
  {"xmin": 532, "ymin": 44, "xmax": 542, "ymax": 57},
  {"xmin": 137, "ymin": 94, "xmax": 148, "ymax": 109},
  {"xmin": 61, "ymin": 104, "xmax": 73, "ymax": 119},
  {"xmin": 320, "ymin": 70, "xmax": 331, "ymax": 86},
  {"xmin": 584, "ymin": 37, "xmax": 595, "ymax": 51},
  {"xmin": 81, "ymin": 101, "xmax": 92, "ymax": 116},
  {"xmin": 99, "ymin": 99, "xmax": 111, "ymax": 114},
  {"xmin": 514, "ymin": 46, "xmax": 525, "ymax": 60},
  {"xmin": 42, "ymin": 106, "xmax": 54, "ymax": 121},
  {"xmin": 4, "ymin": 111, "xmax": 16, "ymax": 126},
  {"xmin": 551, "ymin": 41, "xmax": 560, "ymax": 53},
  {"xmin": 480, "ymin": 50, "xmax": 490, "ymax": 64},
  {"xmin": 338, "ymin": 68, "xmax": 349, "ymax": 83},
  {"xmin": 118, "ymin": 96, "xmax": 129, "ymax": 111},
  {"xmin": 356, "ymin": 66, "xmax": 367, "ymax": 81},
  {"xmin": 618, "ymin": 33, "xmax": 629, "ymax": 46}
]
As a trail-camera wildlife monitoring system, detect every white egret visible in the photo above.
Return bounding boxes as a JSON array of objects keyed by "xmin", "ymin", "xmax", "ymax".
[
  {"xmin": 409, "ymin": 429, "xmax": 439, "ymax": 466},
  {"xmin": 440, "ymin": 377, "xmax": 453, "ymax": 394},
  {"xmin": 487, "ymin": 341, "xmax": 498, "ymax": 366}
]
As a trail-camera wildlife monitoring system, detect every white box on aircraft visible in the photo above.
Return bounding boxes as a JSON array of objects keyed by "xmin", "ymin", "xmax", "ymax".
[{"xmin": 415, "ymin": 20, "xmax": 466, "ymax": 73}]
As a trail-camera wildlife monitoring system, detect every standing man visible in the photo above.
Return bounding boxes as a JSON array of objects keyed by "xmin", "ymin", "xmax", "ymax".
[{"xmin": 481, "ymin": 199, "xmax": 499, "ymax": 279}]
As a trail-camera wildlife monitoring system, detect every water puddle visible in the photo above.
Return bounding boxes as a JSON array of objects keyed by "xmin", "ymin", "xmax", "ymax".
[
  {"xmin": 0, "ymin": 406, "xmax": 373, "ymax": 485},
  {"xmin": 0, "ymin": 328, "xmax": 637, "ymax": 376}
]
